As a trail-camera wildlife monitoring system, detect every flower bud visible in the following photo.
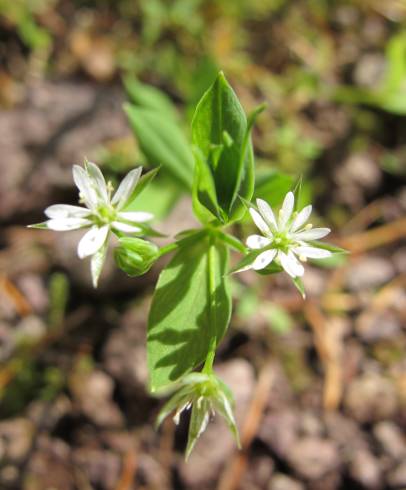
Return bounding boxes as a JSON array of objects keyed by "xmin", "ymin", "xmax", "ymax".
[{"xmin": 115, "ymin": 237, "xmax": 159, "ymax": 276}]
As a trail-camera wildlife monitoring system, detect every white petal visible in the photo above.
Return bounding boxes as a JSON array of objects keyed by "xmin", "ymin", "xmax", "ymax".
[
  {"xmin": 90, "ymin": 241, "xmax": 108, "ymax": 288},
  {"xmin": 290, "ymin": 205, "xmax": 312, "ymax": 232},
  {"xmin": 279, "ymin": 251, "xmax": 304, "ymax": 277},
  {"xmin": 279, "ymin": 191, "xmax": 295, "ymax": 229},
  {"xmin": 73, "ymin": 165, "xmax": 99, "ymax": 209},
  {"xmin": 77, "ymin": 225, "xmax": 109, "ymax": 259},
  {"xmin": 111, "ymin": 167, "xmax": 142, "ymax": 209},
  {"xmin": 292, "ymin": 228, "xmax": 331, "ymax": 240},
  {"xmin": 249, "ymin": 208, "xmax": 270, "ymax": 236},
  {"xmin": 45, "ymin": 204, "xmax": 91, "ymax": 219},
  {"xmin": 118, "ymin": 211, "xmax": 153, "ymax": 223},
  {"xmin": 86, "ymin": 161, "xmax": 108, "ymax": 202},
  {"xmin": 252, "ymin": 249, "xmax": 277, "ymax": 270},
  {"xmin": 112, "ymin": 221, "xmax": 141, "ymax": 233},
  {"xmin": 46, "ymin": 217, "xmax": 91, "ymax": 231},
  {"xmin": 246, "ymin": 234, "xmax": 271, "ymax": 249},
  {"xmin": 256, "ymin": 198, "xmax": 278, "ymax": 230},
  {"xmin": 293, "ymin": 246, "xmax": 332, "ymax": 259}
]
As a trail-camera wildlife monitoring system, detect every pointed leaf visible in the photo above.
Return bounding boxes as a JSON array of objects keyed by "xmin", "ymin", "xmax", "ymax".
[{"xmin": 192, "ymin": 72, "xmax": 249, "ymax": 220}]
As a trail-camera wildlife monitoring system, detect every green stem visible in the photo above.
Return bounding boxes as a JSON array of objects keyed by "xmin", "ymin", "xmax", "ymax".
[
  {"xmin": 203, "ymin": 233, "xmax": 217, "ymax": 374},
  {"xmin": 158, "ymin": 242, "xmax": 178, "ymax": 257}
]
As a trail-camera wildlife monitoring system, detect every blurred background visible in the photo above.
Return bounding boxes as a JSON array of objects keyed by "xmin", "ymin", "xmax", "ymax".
[{"xmin": 1, "ymin": 1, "xmax": 406, "ymax": 489}]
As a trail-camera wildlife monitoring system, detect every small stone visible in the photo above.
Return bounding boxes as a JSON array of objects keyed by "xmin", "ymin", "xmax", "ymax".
[
  {"xmin": 299, "ymin": 411, "xmax": 324, "ymax": 438},
  {"xmin": 269, "ymin": 473, "xmax": 304, "ymax": 490},
  {"xmin": 259, "ymin": 410, "xmax": 299, "ymax": 459},
  {"xmin": 388, "ymin": 461, "xmax": 406, "ymax": 487},
  {"xmin": 356, "ymin": 311, "xmax": 401, "ymax": 342},
  {"xmin": 242, "ymin": 455, "xmax": 274, "ymax": 489},
  {"xmin": 324, "ymin": 412, "xmax": 368, "ymax": 453},
  {"xmin": 69, "ymin": 370, "xmax": 124, "ymax": 428},
  {"xmin": 287, "ymin": 437, "xmax": 339, "ymax": 480},
  {"xmin": 344, "ymin": 373, "xmax": 398, "ymax": 423},
  {"xmin": 353, "ymin": 53, "xmax": 386, "ymax": 88},
  {"xmin": 0, "ymin": 418, "xmax": 34, "ymax": 463},
  {"xmin": 349, "ymin": 449, "xmax": 382, "ymax": 488},
  {"xmin": 373, "ymin": 421, "xmax": 406, "ymax": 460},
  {"xmin": 346, "ymin": 257, "xmax": 394, "ymax": 291},
  {"xmin": 73, "ymin": 448, "xmax": 121, "ymax": 490},
  {"xmin": 14, "ymin": 315, "xmax": 46, "ymax": 344}
]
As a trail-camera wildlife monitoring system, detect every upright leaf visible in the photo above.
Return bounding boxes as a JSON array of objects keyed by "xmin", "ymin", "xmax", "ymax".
[
  {"xmin": 147, "ymin": 234, "xmax": 231, "ymax": 391},
  {"xmin": 192, "ymin": 72, "xmax": 251, "ymax": 220}
]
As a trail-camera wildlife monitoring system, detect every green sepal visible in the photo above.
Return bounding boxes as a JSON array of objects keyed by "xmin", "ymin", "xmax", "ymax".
[
  {"xmin": 123, "ymin": 166, "xmax": 160, "ymax": 209},
  {"xmin": 308, "ymin": 241, "xmax": 348, "ymax": 255},
  {"xmin": 292, "ymin": 276, "xmax": 306, "ymax": 299},
  {"xmin": 28, "ymin": 222, "xmax": 49, "ymax": 229}
]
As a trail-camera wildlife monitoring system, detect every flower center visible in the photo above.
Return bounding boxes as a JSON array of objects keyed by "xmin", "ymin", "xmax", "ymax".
[
  {"xmin": 94, "ymin": 204, "xmax": 117, "ymax": 226},
  {"xmin": 271, "ymin": 231, "xmax": 292, "ymax": 253}
]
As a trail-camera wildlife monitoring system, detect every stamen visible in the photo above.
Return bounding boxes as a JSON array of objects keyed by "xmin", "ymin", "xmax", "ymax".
[
  {"xmin": 299, "ymin": 255, "xmax": 307, "ymax": 262},
  {"xmin": 107, "ymin": 181, "xmax": 114, "ymax": 200},
  {"xmin": 305, "ymin": 223, "xmax": 313, "ymax": 230}
]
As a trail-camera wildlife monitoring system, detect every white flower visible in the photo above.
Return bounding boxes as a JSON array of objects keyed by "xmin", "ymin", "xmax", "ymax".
[
  {"xmin": 243, "ymin": 191, "xmax": 332, "ymax": 278},
  {"xmin": 31, "ymin": 161, "xmax": 153, "ymax": 287}
]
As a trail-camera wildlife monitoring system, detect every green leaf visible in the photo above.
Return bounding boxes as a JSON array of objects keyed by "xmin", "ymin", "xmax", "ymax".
[
  {"xmin": 191, "ymin": 72, "xmax": 252, "ymax": 221},
  {"xmin": 147, "ymin": 234, "xmax": 231, "ymax": 391},
  {"xmin": 123, "ymin": 77, "xmax": 178, "ymax": 121},
  {"xmin": 125, "ymin": 103, "xmax": 194, "ymax": 189}
]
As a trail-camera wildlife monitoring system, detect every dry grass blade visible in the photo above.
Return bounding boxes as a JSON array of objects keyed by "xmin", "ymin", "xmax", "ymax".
[
  {"xmin": 304, "ymin": 302, "xmax": 344, "ymax": 411},
  {"xmin": 338, "ymin": 217, "xmax": 406, "ymax": 253}
]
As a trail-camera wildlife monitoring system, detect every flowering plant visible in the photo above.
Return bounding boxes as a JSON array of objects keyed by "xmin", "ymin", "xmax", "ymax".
[{"xmin": 31, "ymin": 72, "xmax": 344, "ymax": 457}]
